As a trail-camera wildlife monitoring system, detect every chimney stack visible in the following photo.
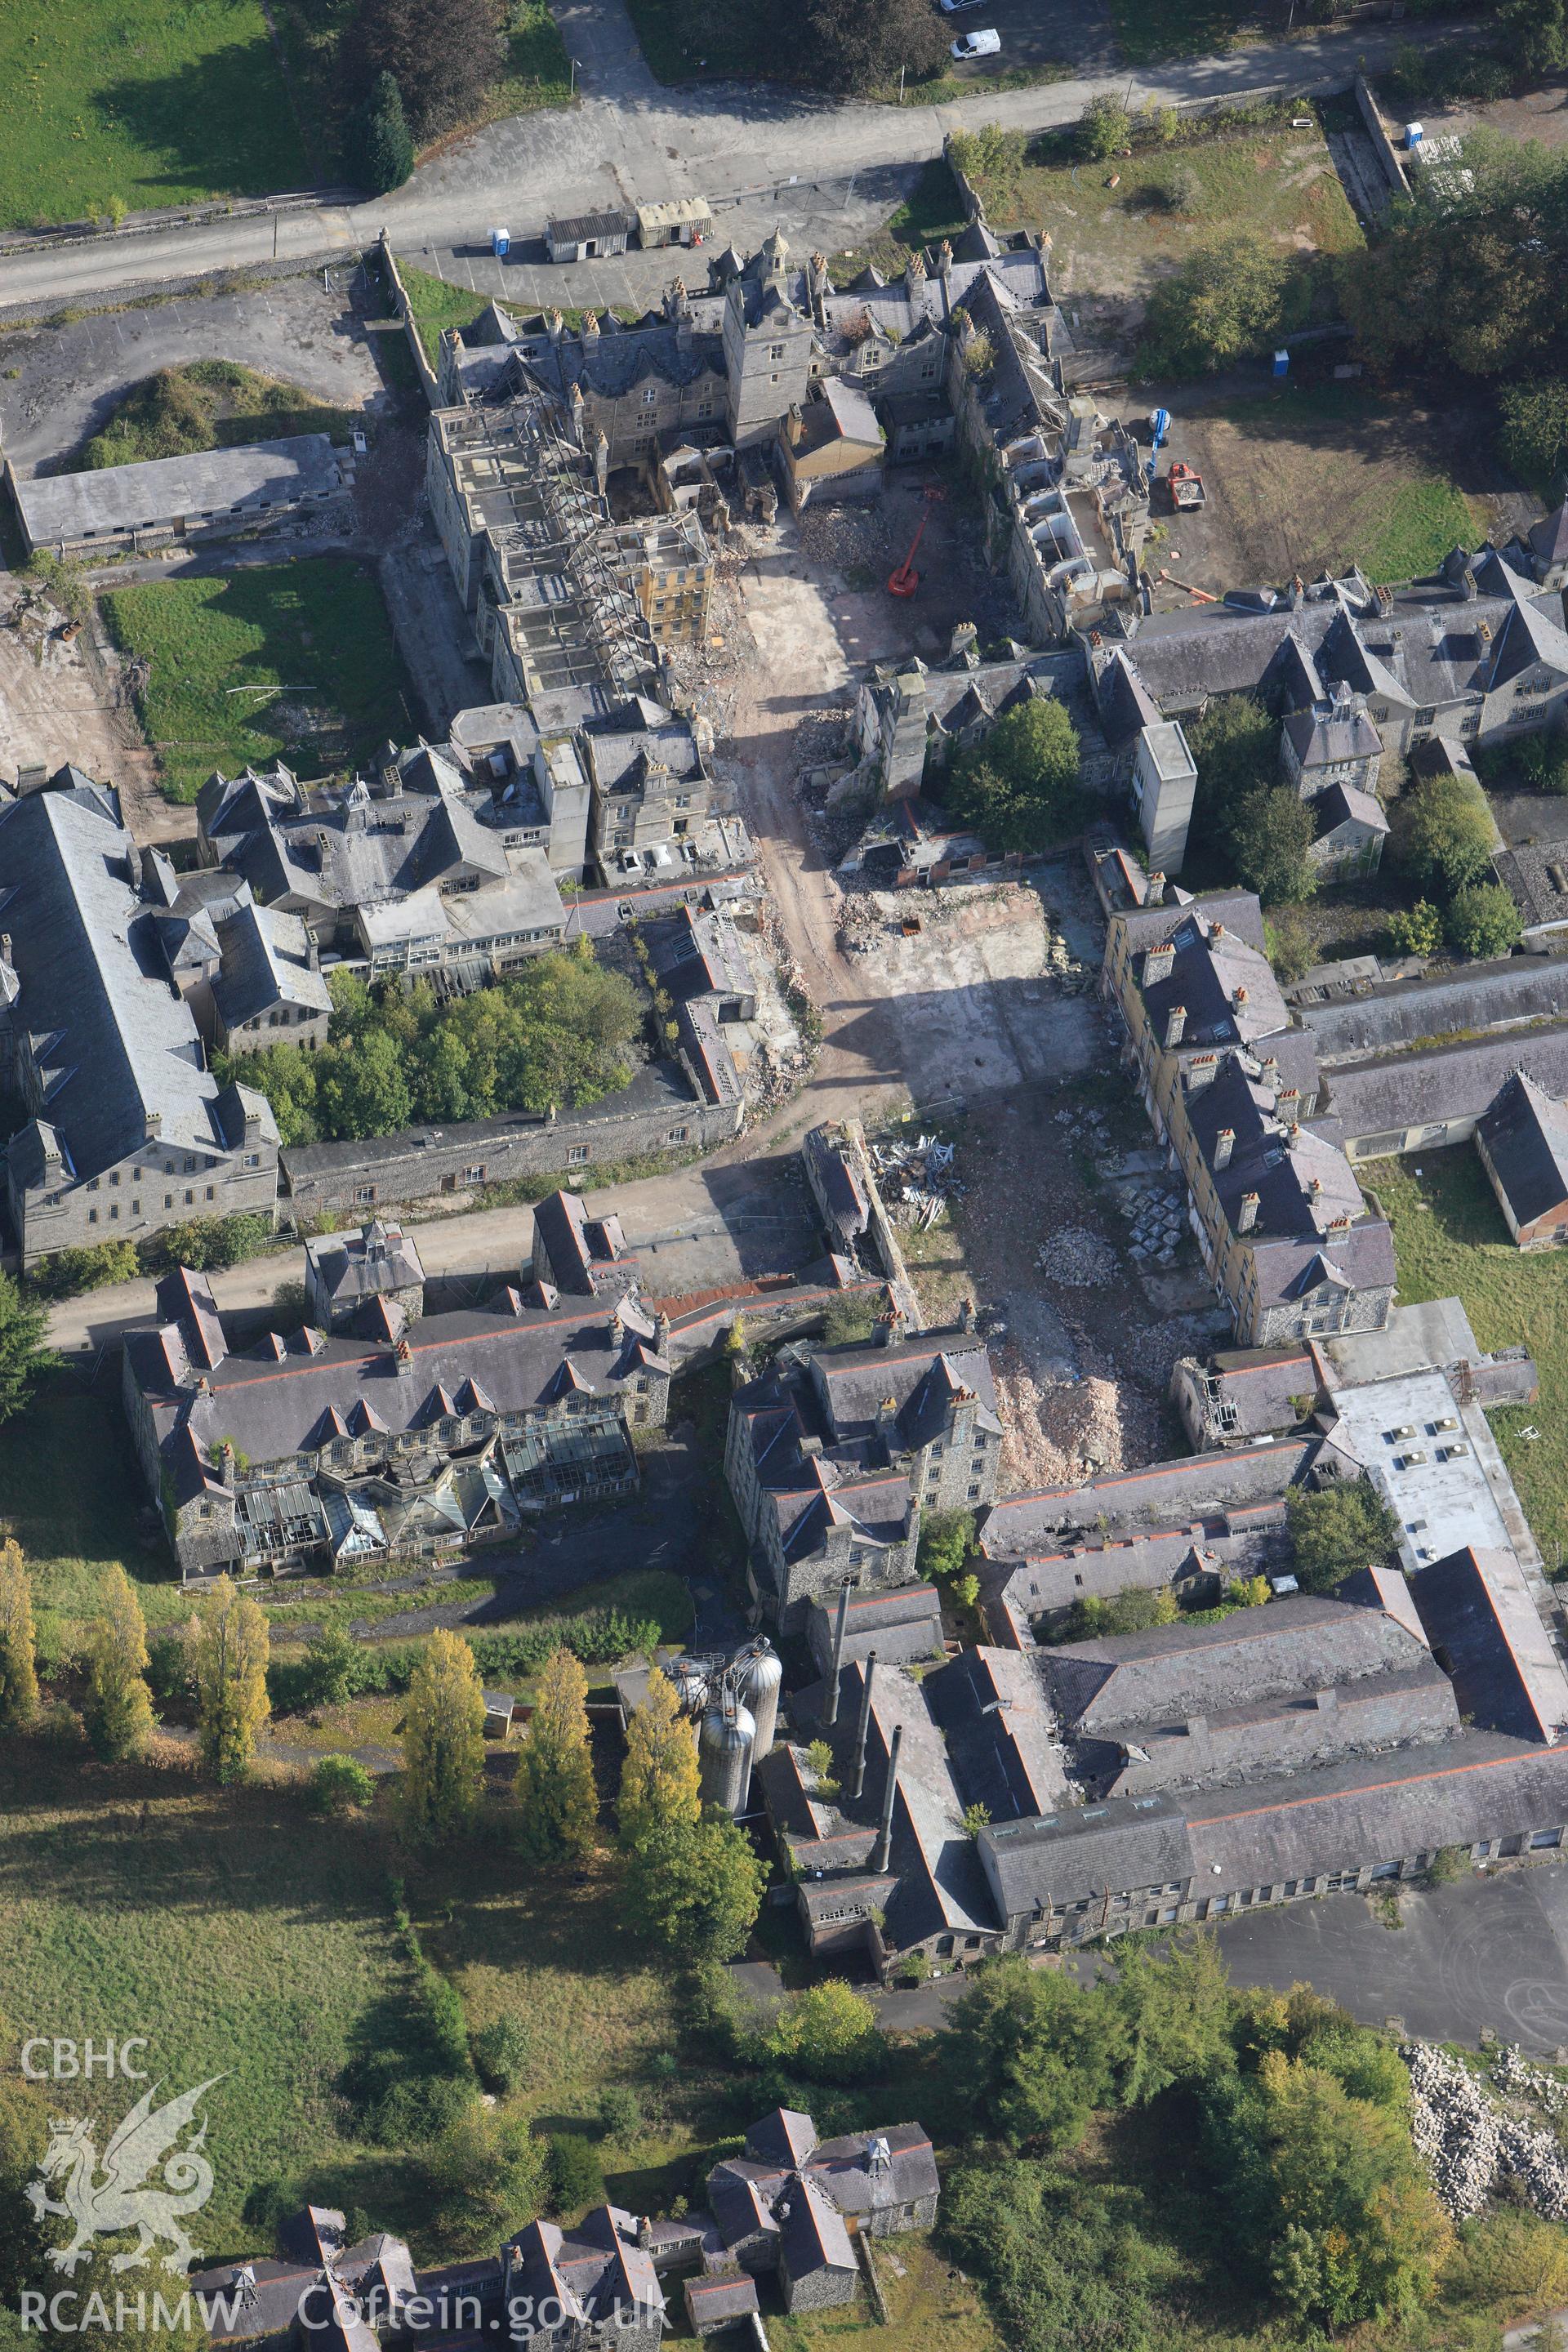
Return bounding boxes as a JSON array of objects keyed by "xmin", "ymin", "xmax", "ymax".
[
  {"xmin": 822, "ymin": 1583, "xmax": 851, "ymax": 1727},
  {"xmin": 1213, "ymin": 1128, "xmax": 1235, "ymax": 1170},
  {"xmin": 1144, "ymin": 942, "xmax": 1174, "ymax": 985},
  {"xmin": 849, "ymin": 1652, "xmax": 878, "ymax": 1802},
  {"xmin": 1164, "ymin": 1004, "xmax": 1187, "ymax": 1049},
  {"xmin": 958, "ymin": 1296, "xmax": 974, "ymax": 1334},
  {"xmin": 1238, "ymin": 1192, "xmax": 1260, "ymax": 1233},
  {"xmin": 871, "ymin": 1723, "xmax": 903, "ymax": 1875}
]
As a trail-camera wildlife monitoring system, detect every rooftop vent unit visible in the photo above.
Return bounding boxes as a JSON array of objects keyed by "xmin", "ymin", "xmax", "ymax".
[
  {"xmin": 1389, "ymin": 1425, "xmax": 1416, "ymax": 1441},
  {"xmin": 1400, "ymin": 1450, "xmax": 1429, "ymax": 1468},
  {"xmin": 1439, "ymin": 1442, "xmax": 1471, "ymax": 1461},
  {"xmin": 1433, "ymin": 1415, "xmax": 1459, "ymax": 1432}
]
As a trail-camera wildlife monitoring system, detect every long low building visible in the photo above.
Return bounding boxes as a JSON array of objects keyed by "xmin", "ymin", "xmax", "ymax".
[
  {"xmin": 7, "ymin": 434, "xmax": 349, "ymax": 557},
  {"xmin": 1323, "ymin": 1020, "xmax": 1568, "ymax": 1161}
]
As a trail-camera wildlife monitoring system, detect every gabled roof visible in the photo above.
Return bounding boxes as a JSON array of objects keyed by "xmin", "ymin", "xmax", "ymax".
[{"xmin": 1478, "ymin": 1068, "xmax": 1568, "ymax": 1228}]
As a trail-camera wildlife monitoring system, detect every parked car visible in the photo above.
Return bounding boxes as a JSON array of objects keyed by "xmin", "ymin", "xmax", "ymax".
[
  {"xmin": 939, "ymin": 0, "xmax": 985, "ymax": 13},
  {"xmin": 951, "ymin": 26, "xmax": 1000, "ymax": 55}
]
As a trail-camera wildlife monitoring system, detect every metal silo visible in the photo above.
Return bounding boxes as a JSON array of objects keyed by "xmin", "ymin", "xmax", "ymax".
[
  {"xmin": 699, "ymin": 1695, "xmax": 756, "ymax": 1817},
  {"xmin": 736, "ymin": 1643, "xmax": 782, "ymax": 1762},
  {"xmin": 669, "ymin": 1658, "xmax": 710, "ymax": 1717}
]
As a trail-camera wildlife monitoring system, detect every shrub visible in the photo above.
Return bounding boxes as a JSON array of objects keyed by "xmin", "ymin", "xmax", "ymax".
[
  {"xmin": 1080, "ymin": 94, "xmax": 1131, "ymax": 160},
  {"xmin": 309, "ymin": 1755, "xmax": 375, "ymax": 1815},
  {"xmin": 763, "ymin": 1980, "xmax": 888, "ymax": 2084},
  {"xmin": 1514, "ymin": 728, "xmax": 1568, "ymax": 794},
  {"xmin": 367, "ymin": 2071, "xmax": 474, "ymax": 2145},
  {"xmin": 472, "ymin": 2016, "xmax": 532, "ymax": 2096},
  {"xmin": 1387, "ymin": 900, "xmax": 1443, "ymax": 957},
  {"xmin": 1287, "ymin": 1479, "xmax": 1401, "ymax": 1592},
  {"xmin": 1444, "ymin": 881, "xmax": 1522, "ymax": 959},
  {"xmin": 547, "ymin": 2134, "xmax": 606, "ymax": 2214},
  {"xmin": 1151, "ymin": 162, "xmax": 1201, "ymax": 213},
  {"xmin": 1392, "ymin": 769, "xmax": 1495, "ymax": 897},
  {"xmin": 596, "ymin": 2086, "xmax": 644, "ymax": 2143},
  {"xmin": 1141, "ymin": 236, "xmax": 1295, "ymax": 376}
]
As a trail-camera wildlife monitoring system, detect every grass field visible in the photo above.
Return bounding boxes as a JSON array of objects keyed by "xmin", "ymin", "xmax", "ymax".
[
  {"xmin": 0, "ymin": 0, "xmax": 309, "ymax": 231},
  {"xmin": 70, "ymin": 361, "xmax": 361, "ymax": 474},
  {"xmin": 771, "ymin": 2234, "xmax": 999, "ymax": 2352},
  {"xmin": 394, "ymin": 262, "xmax": 493, "ymax": 368},
  {"xmin": 0, "ymin": 1375, "xmax": 186, "ymax": 1665},
  {"xmin": 1105, "ymin": 0, "xmax": 1276, "ymax": 64},
  {"xmin": 967, "ymin": 115, "xmax": 1361, "ymax": 305},
  {"xmin": 1364, "ymin": 1149, "xmax": 1568, "ymax": 1558},
  {"xmin": 101, "ymin": 559, "xmax": 414, "ymax": 802},
  {"xmin": 0, "ymin": 1749, "xmax": 405, "ymax": 2242}
]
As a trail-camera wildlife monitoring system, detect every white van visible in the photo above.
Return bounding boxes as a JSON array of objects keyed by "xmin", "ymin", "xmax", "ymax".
[{"xmin": 951, "ymin": 27, "xmax": 1001, "ymax": 56}]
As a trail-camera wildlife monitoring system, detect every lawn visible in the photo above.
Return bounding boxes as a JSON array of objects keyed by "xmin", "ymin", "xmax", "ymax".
[
  {"xmin": 394, "ymin": 261, "xmax": 493, "ymax": 368},
  {"xmin": 964, "ymin": 114, "xmax": 1361, "ymax": 306},
  {"xmin": 1363, "ymin": 1148, "xmax": 1568, "ymax": 1559},
  {"xmin": 0, "ymin": 0, "xmax": 309, "ymax": 231},
  {"xmin": 69, "ymin": 361, "xmax": 362, "ymax": 474},
  {"xmin": 0, "ymin": 1374, "xmax": 189, "ymax": 1664},
  {"xmin": 100, "ymin": 559, "xmax": 415, "ymax": 803},
  {"xmin": 0, "ymin": 1748, "xmax": 407, "ymax": 2243}
]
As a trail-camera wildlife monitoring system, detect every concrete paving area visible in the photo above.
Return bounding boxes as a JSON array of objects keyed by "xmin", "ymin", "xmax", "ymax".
[
  {"xmin": 0, "ymin": 265, "xmax": 383, "ymax": 477},
  {"xmin": 1214, "ymin": 1867, "xmax": 1568, "ymax": 2055}
]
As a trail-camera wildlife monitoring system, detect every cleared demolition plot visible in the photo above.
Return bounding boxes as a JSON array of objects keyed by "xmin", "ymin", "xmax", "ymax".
[
  {"xmin": 0, "ymin": 572, "xmax": 167, "ymax": 835},
  {"xmin": 964, "ymin": 113, "xmax": 1361, "ymax": 327},
  {"xmin": 1136, "ymin": 384, "xmax": 1494, "ymax": 599}
]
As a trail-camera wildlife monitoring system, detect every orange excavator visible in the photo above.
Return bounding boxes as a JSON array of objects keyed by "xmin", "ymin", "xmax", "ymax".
[{"xmin": 888, "ymin": 484, "xmax": 946, "ymax": 598}]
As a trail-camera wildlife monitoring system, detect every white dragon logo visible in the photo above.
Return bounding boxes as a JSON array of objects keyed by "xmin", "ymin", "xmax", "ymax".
[{"xmin": 25, "ymin": 2078, "xmax": 224, "ymax": 2276}]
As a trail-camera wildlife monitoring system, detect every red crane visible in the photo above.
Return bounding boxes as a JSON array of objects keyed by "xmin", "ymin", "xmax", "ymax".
[{"xmin": 887, "ymin": 484, "xmax": 946, "ymax": 599}]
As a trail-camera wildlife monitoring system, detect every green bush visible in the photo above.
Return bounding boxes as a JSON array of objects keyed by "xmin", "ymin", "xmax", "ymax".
[
  {"xmin": 366, "ymin": 2071, "xmax": 474, "ymax": 2144},
  {"xmin": 29, "ymin": 1241, "xmax": 140, "ymax": 1301},
  {"xmin": 472, "ymin": 2016, "xmax": 532, "ymax": 2095},
  {"xmin": 309, "ymin": 1755, "xmax": 375, "ymax": 1815},
  {"xmin": 1387, "ymin": 901, "xmax": 1443, "ymax": 957},
  {"xmin": 596, "ymin": 2085, "xmax": 644, "ymax": 2143},
  {"xmin": 1287, "ymin": 1479, "xmax": 1401, "ymax": 1592},
  {"xmin": 1150, "ymin": 161, "xmax": 1201, "ymax": 213},
  {"xmin": 1514, "ymin": 728, "xmax": 1568, "ymax": 794},
  {"xmin": 1444, "ymin": 881, "xmax": 1522, "ymax": 960},
  {"xmin": 1392, "ymin": 769, "xmax": 1495, "ymax": 898},
  {"xmin": 1079, "ymin": 94, "xmax": 1131, "ymax": 160},
  {"xmin": 547, "ymin": 2133, "xmax": 606, "ymax": 2214}
]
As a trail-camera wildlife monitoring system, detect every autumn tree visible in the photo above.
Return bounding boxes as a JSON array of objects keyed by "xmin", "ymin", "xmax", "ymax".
[
  {"xmin": 617, "ymin": 1666, "xmax": 700, "ymax": 1852},
  {"xmin": 348, "ymin": 0, "xmax": 503, "ymax": 141},
  {"xmin": 0, "ymin": 1541, "xmax": 38, "ymax": 1733},
  {"xmin": 192, "ymin": 1575, "xmax": 270, "ymax": 1783},
  {"xmin": 796, "ymin": 0, "xmax": 945, "ymax": 96},
  {"xmin": 625, "ymin": 1812, "xmax": 766, "ymax": 1962},
  {"xmin": 515, "ymin": 1645, "xmax": 597, "ymax": 1864},
  {"xmin": 764, "ymin": 1980, "xmax": 886, "ymax": 2084},
  {"xmin": 403, "ymin": 1628, "xmax": 487, "ymax": 1840},
  {"xmin": 82, "ymin": 1564, "xmax": 156, "ymax": 1762}
]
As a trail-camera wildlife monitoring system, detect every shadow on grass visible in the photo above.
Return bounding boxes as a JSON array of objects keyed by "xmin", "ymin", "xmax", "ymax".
[{"xmin": 95, "ymin": 38, "xmax": 311, "ymax": 203}]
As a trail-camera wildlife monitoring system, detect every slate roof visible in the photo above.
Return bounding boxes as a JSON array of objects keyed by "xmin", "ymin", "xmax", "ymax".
[
  {"xmin": 506, "ymin": 2207, "xmax": 662, "ymax": 2330},
  {"xmin": 1200, "ymin": 1345, "xmax": 1317, "ymax": 1438},
  {"xmin": 213, "ymin": 901, "xmax": 332, "ymax": 1031},
  {"xmin": 777, "ymin": 2175, "xmax": 857, "ymax": 2281},
  {"xmin": 1135, "ymin": 904, "xmax": 1287, "ymax": 1051},
  {"xmin": 1477, "ymin": 1068, "xmax": 1568, "ymax": 1230},
  {"xmin": 1411, "ymin": 1544, "xmax": 1568, "ymax": 1742},
  {"xmin": 15, "ymin": 434, "xmax": 341, "ymax": 543},
  {"xmin": 926, "ymin": 1645, "xmax": 1070, "ymax": 1820},
  {"xmin": 306, "ymin": 1220, "xmax": 425, "ymax": 1307},
  {"xmin": 1325, "ymin": 1023, "xmax": 1568, "ymax": 1142},
  {"xmin": 0, "ymin": 786, "xmax": 271, "ymax": 1187},
  {"xmin": 746, "ymin": 2108, "xmax": 817, "ymax": 2167},
  {"xmin": 1035, "ymin": 1591, "xmax": 1437, "ymax": 1740},
  {"xmin": 532, "ymin": 1187, "xmax": 631, "ymax": 1294},
  {"xmin": 1316, "ymin": 781, "xmax": 1389, "ymax": 837},
  {"xmin": 811, "ymin": 1326, "xmax": 1001, "ymax": 1442},
  {"xmin": 979, "ymin": 1735, "xmax": 1568, "ymax": 1913},
  {"xmin": 1285, "ymin": 694, "xmax": 1383, "ymax": 770},
  {"xmin": 979, "ymin": 1437, "xmax": 1316, "ymax": 1558},
  {"xmin": 1299, "ymin": 954, "xmax": 1568, "ymax": 1065},
  {"xmin": 805, "ymin": 1581, "xmax": 944, "ymax": 1672}
]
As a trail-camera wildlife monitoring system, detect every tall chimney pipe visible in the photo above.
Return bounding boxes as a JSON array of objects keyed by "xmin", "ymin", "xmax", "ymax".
[
  {"xmin": 871, "ymin": 1723, "xmax": 903, "ymax": 1874},
  {"xmin": 822, "ymin": 1583, "xmax": 851, "ymax": 1726},
  {"xmin": 849, "ymin": 1651, "xmax": 878, "ymax": 1802}
]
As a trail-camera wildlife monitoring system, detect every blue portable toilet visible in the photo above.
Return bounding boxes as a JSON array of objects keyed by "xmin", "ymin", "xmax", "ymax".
[
  {"xmin": 1273, "ymin": 350, "xmax": 1290, "ymax": 380},
  {"xmin": 1148, "ymin": 407, "xmax": 1170, "ymax": 449},
  {"xmin": 491, "ymin": 226, "xmax": 510, "ymax": 259}
]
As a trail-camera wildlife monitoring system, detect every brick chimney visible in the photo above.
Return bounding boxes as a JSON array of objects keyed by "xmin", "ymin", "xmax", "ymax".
[
  {"xmin": 1144, "ymin": 942, "xmax": 1175, "ymax": 984},
  {"xmin": 1214, "ymin": 1128, "xmax": 1235, "ymax": 1170},
  {"xmin": 1238, "ymin": 1192, "xmax": 1260, "ymax": 1233},
  {"xmin": 1164, "ymin": 1004, "xmax": 1187, "ymax": 1049},
  {"xmin": 1278, "ymin": 1086, "xmax": 1300, "ymax": 1120}
]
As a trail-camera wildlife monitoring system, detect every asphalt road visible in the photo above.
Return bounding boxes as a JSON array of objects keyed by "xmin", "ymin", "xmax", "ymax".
[{"xmin": 0, "ymin": 6, "xmax": 1437, "ymax": 314}]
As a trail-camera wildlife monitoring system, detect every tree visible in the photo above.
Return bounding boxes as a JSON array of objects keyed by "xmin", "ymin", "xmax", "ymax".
[
  {"xmin": 1498, "ymin": 0, "xmax": 1568, "ymax": 78},
  {"xmin": 944, "ymin": 2158, "xmax": 1162, "ymax": 2352},
  {"xmin": 1184, "ymin": 694, "xmax": 1277, "ymax": 844},
  {"xmin": 625, "ymin": 1812, "xmax": 766, "ymax": 1962},
  {"xmin": 916, "ymin": 1507, "xmax": 974, "ymax": 1584},
  {"xmin": 82, "ymin": 1564, "xmax": 155, "ymax": 1762},
  {"xmin": 795, "ymin": 0, "xmax": 945, "ymax": 96},
  {"xmin": 1079, "ymin": 94, "xmax": 1132, "ymax": 160},
  {"xmin": 320, "ymin": 1027, "xmax": 412, "ymax": 1139},
  {"xmin": 310, "ymin": 1754, "xmax": 376, "ymax": 1815},
  {"xmin": 192, "ymin": 1575, "xmax": 270, "ymax": 1783},
  {"xmin": 1444, "ymin": 880, "xmax": 1522, "ymax": 959},
  {"xmin": 948, "ymin": 1957, "xmax": 1125, "ymax": 2149},
  {"xmin": 764, "ymin": 1980, "xmax": 886, "ymax": 2085},
  {"xmin": 1229, "ymin": 784, "xmax": 1317, "ymax": 907},
  {"xmin": 1142, "ymin": 236, "xmax": 1294, "ymax": 375},
  {"xmin": 1499, "ymin": 378, "xmax": 1568, "ymax": 493},
  {"xmin": 403, "ymin": 1628, "xmax": 487, "ymax": 1839},
  {"xmin": 1231, "ymin": 1575, "xmax": 1270, "ymax": 1608},
  {"xmin": 472, "ymin": 2016, "xmax": 531, "ymax": 2094},
  {"xmin": 0, "ymin": 1275, "xmax": 55, "ymax": 1425},
  {"xmin": 424, "ymin": 2112, "xmax": 546, "ymax": 2247},
  {"xmin": 515, "ymin": 1645, "xmax": 597, "ymax": 1864},
  {"xmin": 1392, "ymin": 769, "xmax": 1495, "ymax": 897},
  {"xmin": 348, "ymin": 0, "xmax": 503, "ymax": 140},
  {"xmin": 360, "ymin": 71, "xmax": 415, "ymax": 193},
  {"xmin": 947, "ymin": 697, "xmax": 1083, "ymax": 854},
  {"xmin": 1286, "ymin": 1478, "xmax": 1400, "ymax": 1593},
  {"xmin": 1388, "ymin": 899, "xmax": 1442, "ymax": 956},
  {"xmin": 0, "ymin": 1541, "xmax": 38, "ymax": 1733},
  {"xmin": 1114, "ymin": 1934, "xmax": 1237, "ymax": 2107},
  {"xmin": 617, "ymin": 1665, "xmax": 701, "ymax": 1851},
  {"xmin": 303, "ymin": 1622, "xmax": 360, "ymax": 1708}
]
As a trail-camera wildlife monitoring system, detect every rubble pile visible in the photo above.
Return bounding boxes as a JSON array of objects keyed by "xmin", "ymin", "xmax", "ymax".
[
  {"xmin": 1038, "ymin": 1227, "xmax": 1118, "ymax": 1288},
  {"xmin": 837, "ymin": 896, "xmax": 884, "ymax": 956},
  {"xmin": 1405, "ymin": 2043, "xmax": 1568, "ymax": 2221},
  {"xmin": 870, "ymin": 1133, "xmax": 961, "ymax": 1230},
  {"xmin": 1125, "ymin": 1182, "xmax": 1188, "ymax": 1268},
  {"xmin": 994, "ymin": 1357, "xmax": 1129, "ymax": 1490},
  {"xmin": 799, "ymin": 501, "xmax": 893, "ymax": 576},
  {"xmin": 1043, "ymin": 927, "xmax": 1090, "ymax": 991},
  {"xmin": 1494, "ymin": 2044, "xmax": 1568, "ymax": 2115}
]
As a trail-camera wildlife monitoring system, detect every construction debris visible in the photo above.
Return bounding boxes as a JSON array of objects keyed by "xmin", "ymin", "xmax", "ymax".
[
  {"xmin": 1122, "ymin": 1181, "xmax": 1189, "ymax": 1267},
  {"xmin": 1406, "ymin": 2042, "xmax": 1568, "ymax": 2221},
  {"xmin": 870, "ymin": 1133, "xmax": 961, "ymax": 1229},
  {"xmin": 1037, "ymin": 1227, "xmax": 1118, "ymax": 1288},
  {"xmin": 994, "ymin": 1356, "xmax": 1131, "ymax": 1490}
]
